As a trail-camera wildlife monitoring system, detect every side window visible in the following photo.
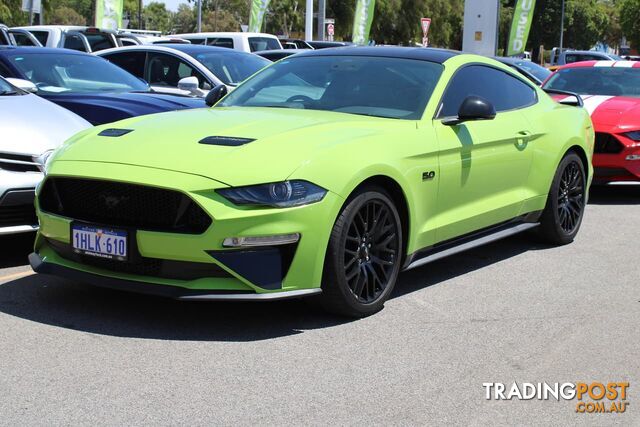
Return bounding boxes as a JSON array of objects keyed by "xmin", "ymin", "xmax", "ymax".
[
  {"xmin": 146, "ymin": 52, "xmax": 207, "ymax": 88},
  {"xmin": 102, "ymin": 51, "xmax": 146, "ymax": 78},
  {"xmin": 63, "ymin": 35, "xmax": 87, "ymax": 52},
  {"xmin": 188, "ymin": 38, "xmax": 206, "ymax": 45},
  {"xmin": 30, "ymin": 31, "xmax": 49, "ymax": 46},
  {"xmin": 0, "ymin": 31, "xmax": 9, "ymax": 45},
  {"xmin": 207, "ymin": 37, "xmax": 234, "ymax": 49},
  {"xmin": 438, "ymin": 65, "xmax": 537, "ymax": 117},
  {"xmin": 12, "ymin": 33, "xmax": 37, "ymax": 46}
]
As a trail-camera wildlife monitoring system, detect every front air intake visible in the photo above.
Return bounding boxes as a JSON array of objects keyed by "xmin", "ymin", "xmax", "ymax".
[{"xmin": 39, "ymin": 178, "xmax": 211, "ymax": 234}]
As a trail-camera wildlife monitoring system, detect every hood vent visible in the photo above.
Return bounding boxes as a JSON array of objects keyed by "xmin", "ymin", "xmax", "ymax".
[
  {"xmin": 199, "ymin": 136, "xmax": 255, "ymax": 147},
  {"xmin": 98, "ymin": 128, "xmax": 133, "ymax": 137}
]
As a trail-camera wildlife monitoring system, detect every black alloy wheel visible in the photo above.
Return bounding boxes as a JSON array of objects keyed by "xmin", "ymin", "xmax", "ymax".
[
  {"xmin": 538, "ymin": 152, "xmax": 587, "ymax": 245},
  {"xmin": 343, "ymin": 199, "xmax": 399, "ymax": 303},
  {"xmin": 557, "ymin": 160, "xmax": 585, "ymax": 234},
  {"xmin": 319, "ymin": 187, "xmax": 403, "ymax": 317}
]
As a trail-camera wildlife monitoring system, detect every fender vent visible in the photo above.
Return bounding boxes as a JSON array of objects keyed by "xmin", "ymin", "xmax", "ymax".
[{"xmin": 199, "ymin": 136, "xmax": 255, "ymax": 147}]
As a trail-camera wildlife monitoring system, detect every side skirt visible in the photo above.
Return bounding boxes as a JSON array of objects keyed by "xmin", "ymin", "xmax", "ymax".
[{"xmin": 403, "ymin": 214, "xmax": 541, "ymax": 271}]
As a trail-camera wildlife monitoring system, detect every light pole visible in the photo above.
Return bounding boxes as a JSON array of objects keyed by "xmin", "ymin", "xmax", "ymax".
[
  {"xmin": 305, "ymin": 0, "xmax": 313, "ymax": 41},
  {"xmin": 559, "ymin": 0, "xmax": 565, "ymax": 50},
  {"xmin": 197, "ymin": 0, "xmax": 202, "ymax": 32}
]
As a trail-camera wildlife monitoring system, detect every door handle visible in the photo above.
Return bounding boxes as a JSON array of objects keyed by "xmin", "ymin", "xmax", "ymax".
[{"xmin": 515, "ymin": 131, "xmax": 532, "ymax": 149}]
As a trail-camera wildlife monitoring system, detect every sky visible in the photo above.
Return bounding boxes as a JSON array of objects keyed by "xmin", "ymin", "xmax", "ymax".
[{"xmin": 145, "ymin": 0, "xmax": 189, "ymax": 12}]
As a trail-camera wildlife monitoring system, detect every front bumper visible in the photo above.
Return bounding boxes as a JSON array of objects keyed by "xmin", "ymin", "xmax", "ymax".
[
  {"xmin": 33, "ymin": 161, "xmax": 343, "ymax": 298},
  {"xmin": 0, "ymin": 169, "xmax": 42, "ymax": 235},
  {"xmin": 29, "ymin": 252, "xmax": 321, "ymax": 301},
  {"xmin": 593, "ymin": 135, "xmax": 640, "ymax": 183}
]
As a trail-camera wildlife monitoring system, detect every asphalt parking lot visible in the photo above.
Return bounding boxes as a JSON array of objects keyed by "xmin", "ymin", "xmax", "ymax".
[{"xmin": 0, "ymin": 185, "xmax": 638, "ymax": 425}]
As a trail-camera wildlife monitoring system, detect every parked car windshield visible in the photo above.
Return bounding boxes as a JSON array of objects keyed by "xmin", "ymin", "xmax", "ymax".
[
  {"xmin": 193, "ymin": 51, "xmax": 270, "ymax": 85},
  {"xmin": 219, "ymin": 55, "xmax": 443, "ymax": 119},
  {"xmin": 7, "ymin": 52, "xmax": 149, "ymax": 95},
  {"xmin": 512, "ymin": 60, "xmax": 551, "ymax": 82},
  {"xmin": 0, "ymin": 76, "xmax": 17, "ymax": 94},
  {"xmin": 543, "ymin": 67, "xmax": 640, "ymax": 97}
]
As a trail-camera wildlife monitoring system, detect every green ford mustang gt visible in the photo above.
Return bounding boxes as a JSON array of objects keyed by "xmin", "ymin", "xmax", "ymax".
[{"xmin": 30, "ymin": 47, "xmax": 594, "ymax": 317}]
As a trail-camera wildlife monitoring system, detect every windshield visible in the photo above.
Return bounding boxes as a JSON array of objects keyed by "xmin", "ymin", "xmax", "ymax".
[
  {"xmin": 219, "ymin": 56, "xmax": 443, "ymax": 119},
  {"xmin": 543, "ymin": 67, "xmax": 640, "ymax": 97},
  {"xmin": 513, "ymin": 60, "xmax": 551, "ymax": 82},
  {"xmin": 193, "ymin": 51, "xmax": 270, "ymax": 85},
  {"xmin": 7, "ymin": 53, "xmax": 149, "ymax": 95}
]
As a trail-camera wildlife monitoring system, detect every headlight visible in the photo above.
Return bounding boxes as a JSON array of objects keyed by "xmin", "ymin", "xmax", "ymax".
[
  {"xmin": 624, "ymin": 131, "xmax": 640, "ymax": 141},
  {"xmin": 217, "ymin": 180, "xmax": 327, "ymax": 208},
  {"xmin": 32, "ymin": 149, "xmax": 55, "ymax": 173}
]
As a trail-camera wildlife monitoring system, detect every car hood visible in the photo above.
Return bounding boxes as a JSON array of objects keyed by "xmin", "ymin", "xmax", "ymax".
[
  {"xmin": 43, "ymin": 91, "xmax": 207, "ymax": 125},
  {"xmin": 0, "ymin": 93, "xmax": 91, "ymax": 156},
  {"xmin": 580, "ymin": 95, "xmax": 640, "ymax": 130},
  {"xmin": 54, "ymin": 107, "xmax": 408, "ymax": 186}
]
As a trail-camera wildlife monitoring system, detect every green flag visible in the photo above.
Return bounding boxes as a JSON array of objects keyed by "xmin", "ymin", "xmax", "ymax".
[
  {"xmin": 95, "ymin": 0, "xmax": 123, "ymax": 30},
  {"xmin": 352, "ymin": 0, "xmax": 376, "ymax": 45},
  {"xmin": 249, "ymin": 0, "xmax": 271, "ymax": 33},
  {"xmin": 507, "ymin": 0, "xmax": 536, "ymax": 56}
]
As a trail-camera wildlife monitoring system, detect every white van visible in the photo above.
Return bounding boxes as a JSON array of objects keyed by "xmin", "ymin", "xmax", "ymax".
[{"xmin": 173, "ymin": 32, "xmax": 282, "ymax": 53}]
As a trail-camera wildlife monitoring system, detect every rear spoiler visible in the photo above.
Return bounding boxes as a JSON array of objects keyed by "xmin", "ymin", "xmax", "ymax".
[{"xmin": 543, "ymin": 88, "xmax": 584, "ymax": 107}]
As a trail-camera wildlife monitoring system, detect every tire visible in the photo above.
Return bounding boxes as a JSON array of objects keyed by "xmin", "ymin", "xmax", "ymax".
[
  {"xmin": 537, "ymin": 152, "xmax": 587, "ymax": 245},
  {"xmin": 318, "ymin": 186, "xmax": 403, "ymax": 318}
]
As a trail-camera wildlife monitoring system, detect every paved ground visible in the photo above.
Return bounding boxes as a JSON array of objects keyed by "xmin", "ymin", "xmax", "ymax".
[{"xmin": 0, "ymin": 185, "xmax": 638, "ymax": 426}]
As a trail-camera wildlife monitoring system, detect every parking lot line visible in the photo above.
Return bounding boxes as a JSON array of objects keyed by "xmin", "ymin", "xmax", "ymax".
[{"xmin": 0, "ymin": 270, "xmax": 33, "ymax": 283}]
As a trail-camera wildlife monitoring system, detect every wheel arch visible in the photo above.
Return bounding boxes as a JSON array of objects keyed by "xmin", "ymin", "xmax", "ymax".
[{"xmin": 566, "ymin": 144, "xmax": 590, "ymax": 180}]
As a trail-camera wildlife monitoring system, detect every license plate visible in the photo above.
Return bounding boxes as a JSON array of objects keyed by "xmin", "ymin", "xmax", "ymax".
[{"xmin": 71, "ymin": 224, "xmax": 128, "ymax": 261}]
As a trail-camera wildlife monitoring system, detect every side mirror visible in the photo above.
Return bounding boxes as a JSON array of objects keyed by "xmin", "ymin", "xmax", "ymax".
[
  {"xmin": 443, "ymin": 95, "xmax": 496, "ymax": 126},
  {"xmin": 178, "ymin": 76, "xmax": 200, "ymax": 95},
  {"xmin": 6, "ymin": 77, "xmax": 37, "ymax": 93},
  {"xmin": 205, "ymin": 84, "xmax": 228, "ymax": 107}
]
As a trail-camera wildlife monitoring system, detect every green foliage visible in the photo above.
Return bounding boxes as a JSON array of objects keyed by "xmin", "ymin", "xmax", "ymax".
[
  {"xmin": 172, "ymin": 3, "xmax": 196, "ymax": 33},
  {"xmin": 620, "ymin": 0, "xmax": 640, "ymax": 50},
  {"xmin": 144, "ymin": 1, "xmax": 172, "ymax": 32},
  {"xmin": 0, "ymin": 0, "xmax": 28, "ymax": 26},
  {"xmin": 49, "ymin": 5, "xmax": 87, "ymax": 25}
]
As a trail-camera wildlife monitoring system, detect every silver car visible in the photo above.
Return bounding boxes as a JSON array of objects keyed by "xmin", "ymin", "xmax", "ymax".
[{"xmin": 0, "ymin": 76, "xmax": 90, "ymax": 235}]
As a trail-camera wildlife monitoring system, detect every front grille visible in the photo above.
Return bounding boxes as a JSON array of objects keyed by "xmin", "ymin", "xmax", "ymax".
[
  {"xmin": 0, "ymin": 152, "xmax": 40, "ymax": 172},
  {"xmin": 594, "ymin": 133, "xmax": 624, "ymax": 154},
  {"xmin": 0, "ymin": 204, "xmax": 37, "ymax": 227},
  {"xmin": 39, "ymin": 178, "xmax": 212, "ymax": 234},
  {"xmin": 47, "ymin": 238, "xmax": 231, "ymax": 280}
]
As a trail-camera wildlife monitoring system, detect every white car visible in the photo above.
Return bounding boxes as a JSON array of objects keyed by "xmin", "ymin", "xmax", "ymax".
[
  {"xmin": 10, "ymin": 25, "xmax": 119, "ymax": 52},
  {"xmin": 116, "ymin": 33, "xmax": 191, "ymax": 46},
  {"xmin": 172, "ymin": 32, "xmax": 282, "ymax": 53},
  {"xmin": 97, "ymin": 44, "xmax": 270, "ymax": 97},
  {"xmin": 0, "ymin": 76, "xmax": 91, "ymax": 235}
]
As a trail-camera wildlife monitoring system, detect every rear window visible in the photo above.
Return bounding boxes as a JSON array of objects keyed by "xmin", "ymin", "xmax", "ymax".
[
  {"xmin": 248, "ymin": 37, "xmax": 280, "ymax": 52},
  {"xmin": 83, "ymin": 33, "xmax": 115, "ymax": 51},
  {"xmin": 207, "ymin": 37, "xmax": 234, "ymax": 49},
  {"xmin": 30, "ymin": 30, "xmax": 49, "ymax": 45}
]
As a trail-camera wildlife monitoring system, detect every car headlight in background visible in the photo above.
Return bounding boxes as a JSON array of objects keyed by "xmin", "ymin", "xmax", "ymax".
[
  {"xmin": 623, "ymin": 131, "xmax": 640, "ymax": 141},
  {"xmin": 217, "ymin": 180, "xmax": 327, "ymax": 208},
  {"xmin": 33, "ymin": 149, "xmax": 55, "ymax": 173}
]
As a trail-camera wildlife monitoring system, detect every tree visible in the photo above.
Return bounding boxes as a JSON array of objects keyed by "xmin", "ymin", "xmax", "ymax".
[
  {"xmin": 144, "ymin": 1, "xmax": 171, "ymax": 32},
  {"xmin": 620, "ymin": 0, "xmax": 640, "ymax": 50},
  {"xmin": 172, "ymin": 3, "xmax": 196, "ymax": 33},
  {"xmin": 0, "ymin": 0, "xmax": 27, "ymax": 26},
  {"xmin": 48, "ymin": 5, "xmax": 87, "ymax": 25},
  {"xmin": 202, "ymin": 8, "xmax": 240, "ymax": 31},
  {"xmin": 265, "ymin": 0, "xmax": 303, "ymax": 36}
]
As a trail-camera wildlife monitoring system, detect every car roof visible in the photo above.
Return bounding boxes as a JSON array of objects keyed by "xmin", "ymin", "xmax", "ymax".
[
  {"xmin": 0, "ymin": 46, "xmax": 90, "ymax": 56},
  {"xmin": 97, "ymin": 44, "xmax": 254, "ymax": 56},
  {"xmin": 557, "ymin": 60, "xmax": 640, "ymax": 70},
  {"xmin": 293, "ymin": 46, "xmax": 459, "ymax": 63},
  {"xmin": 175, "ymin": 32, "xmax": 277, "ymax": 38}
]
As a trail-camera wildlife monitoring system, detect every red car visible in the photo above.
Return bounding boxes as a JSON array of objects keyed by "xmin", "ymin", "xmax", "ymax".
[{"xmin": 543, "ymin": 60, "xmax": 640, "ymax": 183}]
